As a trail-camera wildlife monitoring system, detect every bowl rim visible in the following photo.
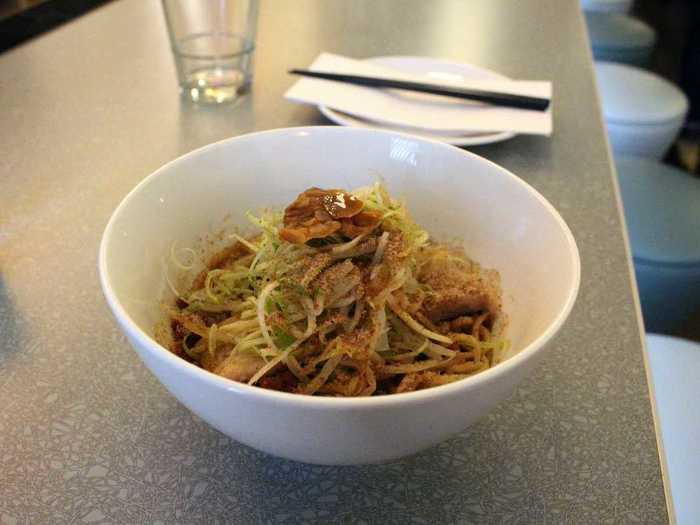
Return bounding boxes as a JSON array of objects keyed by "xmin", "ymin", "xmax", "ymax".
[{"xmin": 99, "ymin": 126, "xmax": 581, "ymax": 409}]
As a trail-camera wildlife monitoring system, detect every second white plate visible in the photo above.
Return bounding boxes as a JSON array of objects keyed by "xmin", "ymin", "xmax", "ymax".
[{"xmin": 319, "ymin": 56, "xmax": 517, "ymax": 147}]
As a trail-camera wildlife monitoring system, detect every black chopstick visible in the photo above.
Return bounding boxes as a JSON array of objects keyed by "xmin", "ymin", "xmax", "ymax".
[{"xmin": 289, "ymin": 69, "xmax": 550, "ymax": 112}]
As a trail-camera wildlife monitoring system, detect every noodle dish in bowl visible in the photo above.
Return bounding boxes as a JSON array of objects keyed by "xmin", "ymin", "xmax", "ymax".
[{"xmin": 99, "ymin": 127, "xmax": 580, "ymax": 464}]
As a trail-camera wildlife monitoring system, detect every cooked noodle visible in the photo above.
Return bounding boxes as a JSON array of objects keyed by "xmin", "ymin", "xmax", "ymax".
[{"xmin": 160, "ymin": 183, "xmax": 507, "ymax": 396}]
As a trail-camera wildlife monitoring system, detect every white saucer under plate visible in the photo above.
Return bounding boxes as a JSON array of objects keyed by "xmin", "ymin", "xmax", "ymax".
[{"xmin": 319, "ymin": 56, "xmax": 517, "ymax": 146}]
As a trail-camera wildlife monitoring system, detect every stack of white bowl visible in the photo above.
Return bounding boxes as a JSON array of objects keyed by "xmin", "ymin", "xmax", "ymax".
[{"xmin": 584, "ymin": 1, "xmax": 698, "ymax": 335}]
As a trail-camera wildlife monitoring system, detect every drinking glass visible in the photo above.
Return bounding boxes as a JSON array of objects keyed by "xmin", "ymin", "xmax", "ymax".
[{"xmin": 162, "ymin": 0, "xmax": 259, "ymax": 104}]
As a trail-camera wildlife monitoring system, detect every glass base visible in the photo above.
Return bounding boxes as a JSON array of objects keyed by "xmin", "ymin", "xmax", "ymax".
[{"xmin": 181, "ymin": 66, "xmax": 250, "ymax": 104}]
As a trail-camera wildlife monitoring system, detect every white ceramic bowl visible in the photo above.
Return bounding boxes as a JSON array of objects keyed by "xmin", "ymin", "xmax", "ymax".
[
  {"xmin": 596, "ymin": 62, "xmax": 688, "ymax": 160},
  {"xmin": 607, "ymin": 118, "xmax": 685, "ymax": 160},
  {"xmin": 99, "ymin": 127, "xmax": 580, "ymax": 465}
]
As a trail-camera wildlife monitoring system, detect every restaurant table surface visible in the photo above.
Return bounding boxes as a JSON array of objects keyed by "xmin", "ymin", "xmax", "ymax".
[{"xmin": 0, "ymin": 0, "xmax": 670, "ymax": 523}]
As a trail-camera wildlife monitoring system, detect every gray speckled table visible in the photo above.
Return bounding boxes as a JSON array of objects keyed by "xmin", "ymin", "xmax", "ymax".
[{"xmin": 0, "ymin": 0, "xmax": 670, "ymax": 523}]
